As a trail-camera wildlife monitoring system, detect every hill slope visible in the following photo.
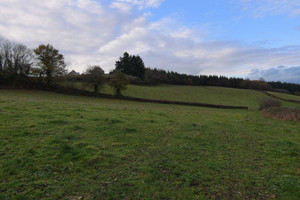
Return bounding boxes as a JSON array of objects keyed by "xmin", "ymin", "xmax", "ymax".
[
  {"xmin": 0, "ymin": 89, "xmax": 299, "ymax": 199},
  {"xmin": 101, "ymin": 84, "xmax": 299, "ymax": 110}
]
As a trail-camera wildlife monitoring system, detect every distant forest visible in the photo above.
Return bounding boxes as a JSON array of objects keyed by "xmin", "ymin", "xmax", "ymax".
[
  {"xmin": 138, "ymin": 68, "xmax": 300, "ymax": 95},
  {"xmin": 1, "ymin": 37, "xmax": 300, "ymax": 95}
]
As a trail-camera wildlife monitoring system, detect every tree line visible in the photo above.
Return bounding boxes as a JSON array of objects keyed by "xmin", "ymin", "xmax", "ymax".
[
  {"xmin": 1, "ymin": 37, "xmax": 299, "ymax": 95},
  {"xmin": 0, "ymin": 37, "xmax": 67, "ymax": 86},
  {"xmin": 0, "ymin": 37, "xmax": 129, "ymax": 95},
  {"xmin": 141, "ymin": 68, "xmax": 300, "ymax": 94},
  {"xmin": 0, "ymin": 37, "xmax": 34, "ymax": 85},
  {"xmin": 113, "ymin": 55, "xmax": 300, "ymax": 94}
]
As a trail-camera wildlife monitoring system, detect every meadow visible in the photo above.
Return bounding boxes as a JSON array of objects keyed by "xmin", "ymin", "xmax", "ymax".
[
  {"xmin": 0, "ymin": 88, "xmax": 299, "ymax": 199},
  {"xmin": 62, "ymin": 82, "xmax": 299, "ymax": 110},
  {"xmin": 267, "ymin": 92, "xmax": 300, "ymax": 102}
]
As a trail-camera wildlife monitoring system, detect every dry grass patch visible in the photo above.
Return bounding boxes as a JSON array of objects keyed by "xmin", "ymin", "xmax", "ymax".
[
  {"xmin": 259, "ymin": 98, "xmax": 282, "ymax": 110},
  {"xmin": 262, "ymin": 107, "xmax": 300, "ymax": 121}
]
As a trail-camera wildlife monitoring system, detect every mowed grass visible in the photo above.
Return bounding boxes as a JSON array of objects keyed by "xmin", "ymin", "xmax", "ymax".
[{"xmin": 0, "ymin": 89, "xmax": 300, "ymax": 200}]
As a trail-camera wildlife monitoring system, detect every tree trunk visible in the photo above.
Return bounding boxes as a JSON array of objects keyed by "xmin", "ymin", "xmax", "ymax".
[
  {"xmin": 116, "ymin": 88, "xmax": 121, "ymax": 96},
  {"xmin": 46, "ymin": 69, "xmax": 52, "ymax": 86},
  {"xmin": 94, "ymin": 84, "xmax": 98, "ymax": 93}
]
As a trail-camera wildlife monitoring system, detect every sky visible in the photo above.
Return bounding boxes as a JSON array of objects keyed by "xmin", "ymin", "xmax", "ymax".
[{"xmin": 0, "ymin": 0, "xmax": 300, "ymax": 83}]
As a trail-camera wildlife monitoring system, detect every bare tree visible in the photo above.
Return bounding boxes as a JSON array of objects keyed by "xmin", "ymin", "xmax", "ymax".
[
  {"xmin": 12, "ymin": 44, "xmax": 34, "ymax": 75},
  {"xmin": 0, "ymin": 37, "xmax": 4, "ymax": 72},
  {"xmin": 0, "ymin": 37, "xmax": 34, "ymax": 76}
]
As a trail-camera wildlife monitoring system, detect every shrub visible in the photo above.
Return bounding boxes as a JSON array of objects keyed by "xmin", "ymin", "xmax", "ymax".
[
  {"xmin": 259, "ymin": 98, "xmax": 282, "ymax": 110},
  {"xmin": 109, "ymin": 71, "xmax": 129, "ymax": 96},
  {"xmin": 83, "ymin": 66, "xmax": 105, "ymax": 93}
]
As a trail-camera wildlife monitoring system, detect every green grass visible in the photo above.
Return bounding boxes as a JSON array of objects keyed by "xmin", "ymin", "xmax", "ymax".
[
  {"xmin": 103, "ymin": 84, "xmax": 267, "ymax": 109},
  {"xmin": 268, "ymin": 92, "xmax": 300, "ymax": 101},
  {"xmin": 102, "ymin": 84, "xmax": 300, "ymax": 110},
  {"xmin": 0, "ymin": 89, "xmax": 300, "ymax": 200},
  {"xmin": 59, "ymin": 80, "xmax": 300, "ymax": 110}
]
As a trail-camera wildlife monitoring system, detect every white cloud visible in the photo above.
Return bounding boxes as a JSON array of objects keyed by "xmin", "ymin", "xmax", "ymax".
[
  {"xmin": 248, "ymin": 66, "xmax": 300, "ymax": 83},
  {"xmin": 237, "ymin": 0, "xmax": 300, "ymax": 17},
  {"xmin": 110, "ymin": 2, "xmax": 133, "ymax": 12},
  {"xmin": 1, "ymin": 0, "xmax": 300, "ymax": 83},
  {"xmin": 114, "ymin": 0, "xmax": 164, "ymax": 9},
  {"xmin": 110, "ymin": 0, "xmax": 165, "ymax": 12}
]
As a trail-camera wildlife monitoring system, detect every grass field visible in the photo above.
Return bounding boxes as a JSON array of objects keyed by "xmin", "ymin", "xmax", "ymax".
[
  {"xmin": 60, "ymin": 81, "xmax": 300, "ymax": 110},
  {"xmin": 268, "ymin": 92, "xmax": 300, "ymax": 102},
  {"xmin": 102, "ymin": 84, "xmax": 300, "ymax": 110},
  {"xmin": 0, "ymin": 89, "xmax": 300, "ymax": 199}
]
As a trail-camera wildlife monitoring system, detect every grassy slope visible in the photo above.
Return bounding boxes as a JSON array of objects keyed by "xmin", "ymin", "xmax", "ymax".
[
  {"xmin": 0, "ymin": 89, "xmax": 299, "ymax": 200},
  {"xmin": 60, "ymin": 80, "xmax": 299, "ymax": 109},
  {"xmin": 102, "ymin": 84, "xmax": 300, "ymax": 110},
  {"xmin": 268, "ymin": 92, "xmax": 300, "ymax": 101}
]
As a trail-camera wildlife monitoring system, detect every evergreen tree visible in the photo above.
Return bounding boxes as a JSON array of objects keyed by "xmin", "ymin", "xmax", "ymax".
[{"xmin": 115, "ymin": 52, "xmax": 145, "ymax": 79}]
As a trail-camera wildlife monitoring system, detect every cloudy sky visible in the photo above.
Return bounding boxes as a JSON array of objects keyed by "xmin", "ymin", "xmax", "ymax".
[{"xmin": 0, "ymin": 0, "xmax": 300, "ymax": 83}]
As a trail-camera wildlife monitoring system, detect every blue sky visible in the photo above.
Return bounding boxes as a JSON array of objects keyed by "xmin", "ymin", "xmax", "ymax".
[
  {"xmin": 149, "ymin": 0, "xmax": 300, "ymax": 47},
  {"xmin": 0, "ymin": 0, "xmax": 300, "ymax": 83}
]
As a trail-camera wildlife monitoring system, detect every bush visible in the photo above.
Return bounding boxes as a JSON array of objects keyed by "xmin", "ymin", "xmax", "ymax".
[
  {"xmin": 83, "ymin": 66, "xmax": 105, "ymax": 93},
  {"xmin": 259, "ymin": 98, "xmax": 282, "ymax": 110},
  {"xmin": 109, "ymin": 71, "xmax": 129, "ymax": 96}
]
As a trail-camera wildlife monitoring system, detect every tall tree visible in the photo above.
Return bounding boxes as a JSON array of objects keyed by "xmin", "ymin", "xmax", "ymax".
[
  {"xmin": 115, "ymin": 52, "xmax": 145, "ymax": 79},
  {"xmin": 34, "ymin": 44, "xmax": 66, "ymax": 85},
  {"xmin": 84, "ymin": 65, "xmax": 105, "ymax": 93},
  {"xmin": 0, "ymin": 39, "xmax": 14, "ymax": 74},
  {"xmin": 0, "ymin": 37, "xmax": 4, "ymax": 72},
  {"xmin": 11, "ymin": 44, "xmax": 34, "ymax": 75},
  {"xmin": 0, "ymin": 37, "xmax": 33, "ymax": 77}
]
